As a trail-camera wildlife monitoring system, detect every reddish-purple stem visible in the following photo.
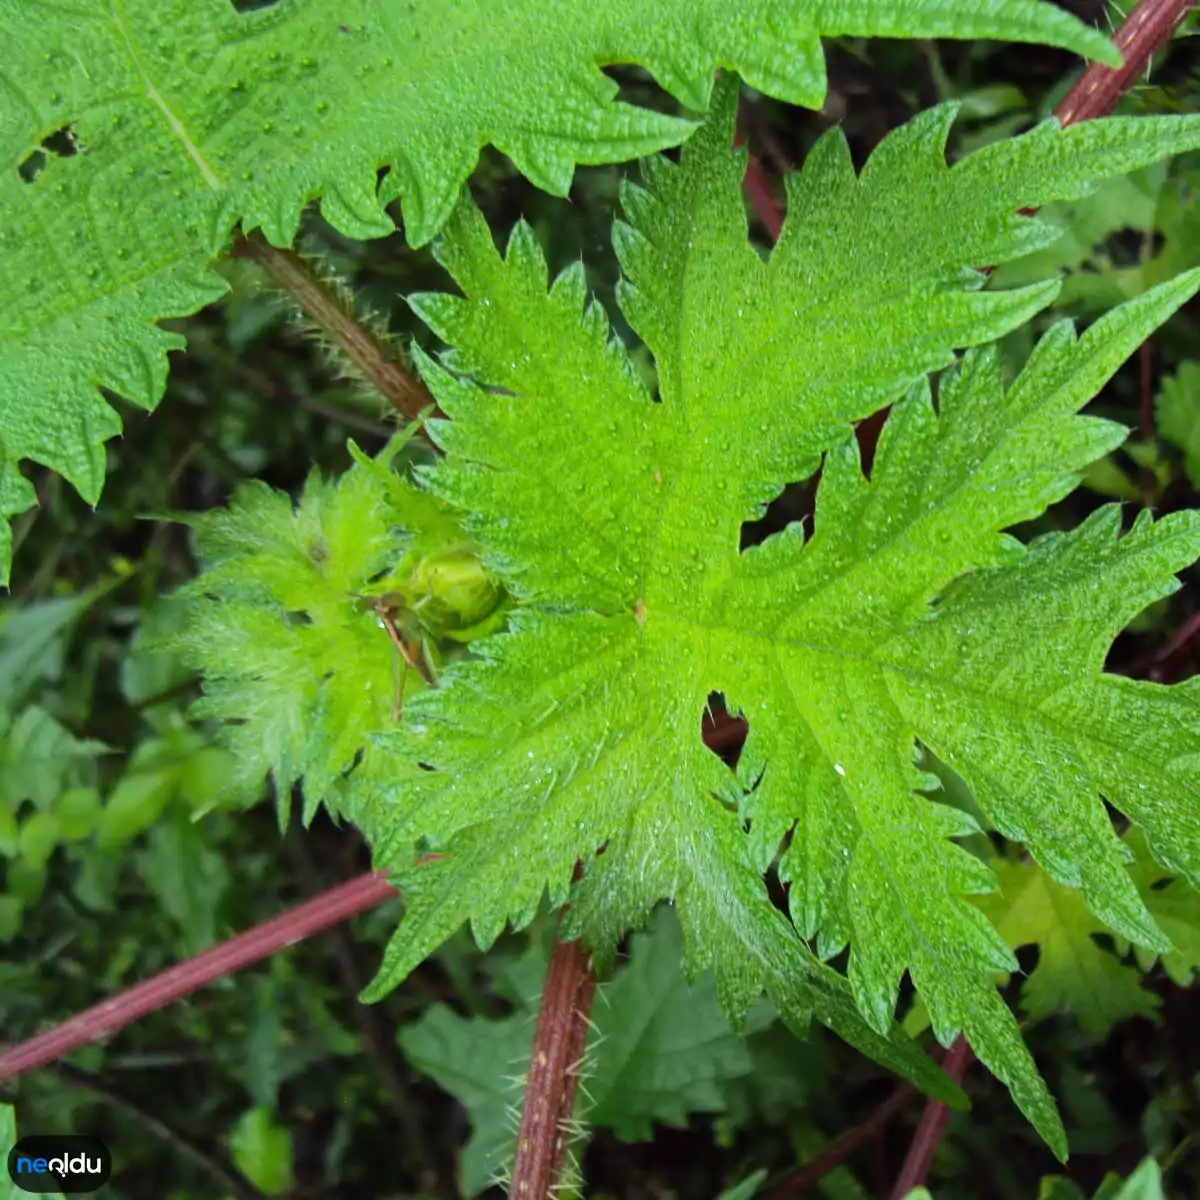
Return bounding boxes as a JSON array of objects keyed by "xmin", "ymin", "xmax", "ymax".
[
  {"xmin": 1056, "ymin": 0, "xmax": 1195, "ymax": 126},
  {"xmin": 510, "ymin": 933, "xmax": 598, "ymax": 1198},
  {"xmin": 744, "ymin": 152, "xmax": 785, "ymax": 241},
  {"xmin": 0, "ymin": 870, "xmax": 397, "ymax": 1083},
  {"xmin": 1141, "ymin": 341, "xmax": 1156, "ymax": 441},
  {"xmin": 889, "ymin": 1036, "xmax": 974, "ymax": 1199},
  {"xmin": 767, "ymin": 1081, "xmax": 916, "ymax": 1200}
]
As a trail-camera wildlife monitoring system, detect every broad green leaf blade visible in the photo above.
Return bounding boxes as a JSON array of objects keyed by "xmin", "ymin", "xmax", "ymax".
[
  {"xmin": 367, "ymin": 615, "xmax": 959, "ymax": 1098},
  {"xmin": 583, "ymin": 910, "xmax": 775, "ymax": 1139},
  {"xmin": 358, "ymin": 84, "xmax": 1200, "ymax": 1153},
  {"xmin": 0, "ymin": 0, "xmax": 1115, "ymax": 584},
  {"xmin": 400, "ymin": 1001, "xmax": 531, "ymax": 1196},
  {"xmin": 735, "ymin": 274, "xmax": 1200, "ymax": 1005},
  {"xmin": 0, "ymin": 706, "xmax": 106, "ymax": 811}
]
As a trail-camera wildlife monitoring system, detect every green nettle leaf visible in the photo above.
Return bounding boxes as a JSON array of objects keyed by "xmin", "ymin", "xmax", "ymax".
[
  {"xmin": 977, "ymin": 829, "xmax": 1200, "ymax": 1029},
  {"xmin": 1156, "ymin": 360, "xmax": 1200, "ymax": 488},
  {"xmin": 976, "ymin": 858, "xmax": 1160, "ymax": 1040},
  {"xmin": 1125, "ymin": 828, "xmax": 1200, "ymax": 988},
  {"xmin": 0, "ymin": 706, "xmax": 106, "ymax": 812},
  {"xmin": 400, "ymin": 1000, "xmax": 529, "ymax": 1197},
  {"xmin": 0, "ymin": 0, "xmax": 1118, "ymax": 584},
  {"xmin": 351, "ymin": 81, "xmax": 1200, "ymax": 1155},
  {"xmin": 987, "ymin": 163, "xmax": 1172, "ymax": 309},
  {"xmin": 135, "ymin": 811, "xmax": 230, "ymax": 953},
  {"xmin": 583, "ymin": 909, "xmax": 777, "ymax": 1140}
]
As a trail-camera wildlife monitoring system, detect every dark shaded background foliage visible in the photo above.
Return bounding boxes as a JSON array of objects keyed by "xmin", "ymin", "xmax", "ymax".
[{"xmin": 5, "ymin": 8, "xmax": 1200, "ymax": 1197}]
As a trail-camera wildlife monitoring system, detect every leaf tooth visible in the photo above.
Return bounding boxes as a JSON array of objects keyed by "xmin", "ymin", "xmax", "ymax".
[{"xmin": 859, "ymin": 102, "xmax": 959, "ymax": 188}]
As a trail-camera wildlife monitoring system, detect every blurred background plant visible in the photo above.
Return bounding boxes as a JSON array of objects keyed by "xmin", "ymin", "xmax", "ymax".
[{"xmin": 4, "ymin": 5, "xmax": 1200, "ymax": 1197}]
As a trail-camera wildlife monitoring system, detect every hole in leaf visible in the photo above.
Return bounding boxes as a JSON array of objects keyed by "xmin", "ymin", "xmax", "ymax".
[
  {"xmin": 228, "ymin": 0, "xmax": 279, "ymax": 11},
  {"xmin": 764, "ymin": 862, "xmax": 789, "ymax": 916},
  {"xmin": 283, "ymin": 610, "xmax": 313, "ymax": 627},
  {"xmin": 702, "ymin": 693, "xmax": 747, "ymax": 770},
  {"xmin": 1014, "ymin": 942, "xmax": 1040, "ymax": 979},
  {"xmin": 18, "ymin": 123, "xmax": 79, "ymax": 183},
  {"xmin": 739, "ymin": 478, "xmax": 816, "ymax": 551},
  {"xmin": 41, "ymin": 125, "xmax": 79, "ymax": 157}
]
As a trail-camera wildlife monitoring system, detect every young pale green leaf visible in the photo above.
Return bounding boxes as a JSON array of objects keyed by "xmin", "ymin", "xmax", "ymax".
[
  {"xmin": 976, "ymin": 858, "xmax": 1160, "ymax": 1040},
  {"xmin": 177, "ymin": 440, "xmax": 443, "ymax": 828},
  {"xmin": 362, "ymin": 80, "xmax": 1200, "ymax": 1154},
  {"xmin": 228, "ymin": 1107, "xmax": 294, "ymax": 1197},
  {"xmin": 0, "ymin": 0, "xmax": 1115, "ymax": 586},
  {"xmin": 1093, "ymin": 1159, "xmax": 1166, "ymax": 1200}
]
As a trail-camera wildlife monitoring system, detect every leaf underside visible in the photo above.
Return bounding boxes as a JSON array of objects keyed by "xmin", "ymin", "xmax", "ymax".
[
  {"xmin": 348, "ymin": 81, "xmax": 1200, "ymax": 1154},
  {"xmin": 0, "ymin": 0, "xmax": 1117, "ymax": 583}
]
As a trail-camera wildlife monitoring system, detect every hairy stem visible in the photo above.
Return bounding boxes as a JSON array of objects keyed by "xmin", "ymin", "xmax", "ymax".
[
  {"xmin": 1056, "ymin": 0, "xmax": 1196, "ymax": 126},
  {"xmin": 511, "ymin": 932, "xmax": 598, "ymax": 1200},
  {"xmin": 233, "ymin": 234, "xmax": 433, "ymax": 419}
]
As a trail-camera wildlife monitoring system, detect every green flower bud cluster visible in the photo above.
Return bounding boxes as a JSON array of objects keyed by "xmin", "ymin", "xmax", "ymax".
[{"xmin": 395, "ymin": 542, "xmax": 506, "ymax": 644}]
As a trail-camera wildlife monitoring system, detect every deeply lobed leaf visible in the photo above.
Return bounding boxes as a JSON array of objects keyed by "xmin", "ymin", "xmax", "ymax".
[
  {"xmin": 360, "ymin": 81, "xmax": 1200, "ymax": 1152},
  {"xmin": 0, "ymin": 0, "xmax": 1118, "ymax": 583}
]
